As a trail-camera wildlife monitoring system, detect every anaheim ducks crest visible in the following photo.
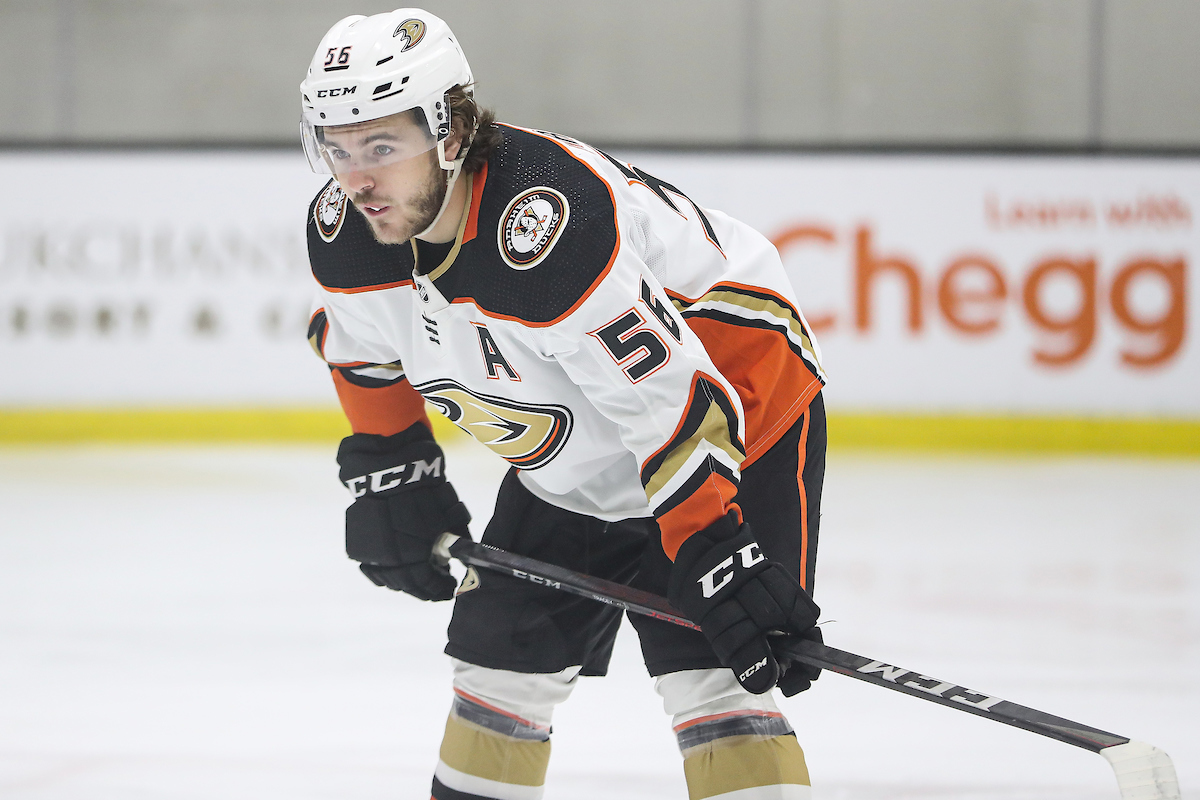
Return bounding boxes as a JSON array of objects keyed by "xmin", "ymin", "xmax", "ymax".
[
  {"xmin": 498, "ymin": 187, "xmax": 570, "ymax": 270},
  {"xmin": 314, "ymin": 181, "xmax": 348, "ymax": 242},
  {"xmin": 394, "ymin": 18, "xmax": 425, "ymax": 51},
  {"xmin": 415, "ymin": 378, "xmax": 572, "ymax": 470}
]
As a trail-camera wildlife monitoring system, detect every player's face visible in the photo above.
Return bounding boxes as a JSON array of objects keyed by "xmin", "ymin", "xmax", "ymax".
[{"xmin": 321, "ymin": 114, "xmax": 445, "ymax": 245}]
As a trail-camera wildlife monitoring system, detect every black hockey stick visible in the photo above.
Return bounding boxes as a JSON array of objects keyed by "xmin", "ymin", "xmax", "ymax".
[{"xmin": 434, "ymin": 533, "xmax": 1181, "ymax": 800}]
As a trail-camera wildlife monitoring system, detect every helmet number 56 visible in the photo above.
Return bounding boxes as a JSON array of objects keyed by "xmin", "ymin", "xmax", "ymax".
[{"xmin": 324, "ymin": 46, "xmax": 352, "ymax": 71}]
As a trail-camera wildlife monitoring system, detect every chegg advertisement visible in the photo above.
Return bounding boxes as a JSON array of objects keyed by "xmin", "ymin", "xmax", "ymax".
[
  {"xmin": 0, "ymin": 150, "xmax": 1196, "ymax": 418},
  {"xmin": 631, "ymin": 153, "xmax": 1198, "ymax": 416}
]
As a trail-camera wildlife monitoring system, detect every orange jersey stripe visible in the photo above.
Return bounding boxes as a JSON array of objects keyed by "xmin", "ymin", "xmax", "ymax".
[
  {"xmin": 658, "ymin": 476, "xmax": 742, "ymax": 561},
  {"xmin": 796, "ymin": 406, "xmax": 812, "ymax": 591},
  {"xmin": 332, "ymin": 370, "xmax": 430, "ymax": 436},
  {"xmin": 319, "ymin": 278, "xmax": 413, "ymax": 295},
  {"xmin": 683, "ymin": 316, "xmax": 822, "ymax": 466},
  {"xmin": 461, "ymin": 161, "xmax": 488, "ymax": 244}
]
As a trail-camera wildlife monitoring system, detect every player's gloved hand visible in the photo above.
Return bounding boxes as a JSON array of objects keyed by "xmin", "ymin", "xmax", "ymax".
[
  {"xmin": 668, "ymin": 510, "xmax": 820, "ymax": 695},
  {"xmin": 774, "ymin": 625, "xmax": 823, "ymax": 697},
  {"xmin": 337, "ymin": 425, "xmax": 470, "ymax": 601}
]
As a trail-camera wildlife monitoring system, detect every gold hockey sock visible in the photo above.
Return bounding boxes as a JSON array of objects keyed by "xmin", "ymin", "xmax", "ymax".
[
  {"xmin": 677, "ymin": 711, "xmax": 811, "ymax": 800},
  {"xmin": 431, "ymin": 690, "xmax": 552, "ymax": 800}
]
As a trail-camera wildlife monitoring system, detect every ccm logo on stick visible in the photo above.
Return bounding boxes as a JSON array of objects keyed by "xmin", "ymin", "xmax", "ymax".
[
  {"xmin": 343, "ymin": 457, "xmax": 442, "ymax": 497},
  {"xmin": 698, "ymin": 542, "xmax": 766, "ymax": 598},
  {"xmin": 857, "ymin": 661, "xmax": 1004, "ymax": 710},
  {"xmin": 512, "ymin": 569, "xmax": 562, "ymax": 589}
]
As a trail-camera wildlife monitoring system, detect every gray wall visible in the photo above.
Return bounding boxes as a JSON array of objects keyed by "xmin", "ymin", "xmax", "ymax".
[{"xmin": 5, "ymin": 0, "xmax": 1200, "ymax": 147}]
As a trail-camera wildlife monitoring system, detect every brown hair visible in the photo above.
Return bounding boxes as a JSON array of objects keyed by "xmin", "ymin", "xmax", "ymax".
[{"xmin": 447, "ymin": 84, "xmax": 502, "ymax": 174}]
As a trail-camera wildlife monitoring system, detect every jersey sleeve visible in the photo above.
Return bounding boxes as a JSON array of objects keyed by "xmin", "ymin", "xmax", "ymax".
[
  {"xmin": 305, "ymin": 179, "xmax": 431, "ymax": 438},
  {"xmin": 308, "ymin": 296, "xmax": 430, "ymax": 437},
  {"xmin": 546, "ymin": 255, "xmax": 746, "ymax": 561}
]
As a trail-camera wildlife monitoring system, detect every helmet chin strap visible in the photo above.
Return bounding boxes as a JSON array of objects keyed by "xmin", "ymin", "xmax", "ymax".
[{"xmin": 415, "ymin": 139, "xmax": 467, "ymax": 240}]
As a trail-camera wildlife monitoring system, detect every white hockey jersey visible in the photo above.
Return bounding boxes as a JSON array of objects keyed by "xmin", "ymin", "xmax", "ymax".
[{"xmin": 307, "ymin": 125, "xmax": 824, "ymax": 558}]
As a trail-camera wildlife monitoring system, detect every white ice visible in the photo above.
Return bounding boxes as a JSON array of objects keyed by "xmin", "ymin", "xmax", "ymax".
[{"xmin": 1, "ymin": 441, "xmax": 1196, "ymax": 799}]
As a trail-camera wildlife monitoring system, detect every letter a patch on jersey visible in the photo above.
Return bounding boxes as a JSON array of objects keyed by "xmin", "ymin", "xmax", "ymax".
[{"xmin": 473, "ymin": 323, "xmax": 521, "ymax": 381}]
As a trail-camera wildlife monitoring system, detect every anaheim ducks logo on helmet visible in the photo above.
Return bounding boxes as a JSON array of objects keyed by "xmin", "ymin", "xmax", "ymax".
[
  {"xmin": 498, "ymin": 187, "xmax": 570, "ymax": 270},
  {"xmin": 415, "ymin": 378, "xmax": 573, "ymax": 470},
  {"xmin": 314, "ymin": 181, "xmax": 348, "ymax": 242},
  {"xmin": 394, "ymin": 18, "xmax": 426, "ymax": 51}
]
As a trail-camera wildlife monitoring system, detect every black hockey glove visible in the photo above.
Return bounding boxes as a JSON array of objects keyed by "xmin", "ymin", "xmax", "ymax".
[
  {"xmin": 337, "ymin": 425, "xmax": 470, "ymax": 601},
  {"xmin": 775, "ymin": 625, "xmax": 823, "ymax": 698},
  {"xmin": 668, "ymin": 511, "xmax": 821, "ymax": 695}
]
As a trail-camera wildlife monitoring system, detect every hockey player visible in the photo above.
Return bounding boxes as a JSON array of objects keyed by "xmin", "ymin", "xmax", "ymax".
[{"xmin": 301, "ymin": 9, "xmax": 828, "ymax": 799}]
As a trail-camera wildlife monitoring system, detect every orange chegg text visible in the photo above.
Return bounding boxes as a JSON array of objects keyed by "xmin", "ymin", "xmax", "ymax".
[{"xmin": 773, "ymin": 224, "xmax": 1188, "ymax": 369}]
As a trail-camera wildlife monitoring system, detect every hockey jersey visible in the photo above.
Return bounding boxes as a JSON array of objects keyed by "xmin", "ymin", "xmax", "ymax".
[{"xmin": 307, "ymin": 125, "xmax": 825, "ymax": 559}]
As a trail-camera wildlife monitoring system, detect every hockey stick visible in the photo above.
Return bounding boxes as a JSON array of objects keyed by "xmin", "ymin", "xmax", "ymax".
[{"xmin": 434, "ymin": 533, "xmax": 1181, "ymax": 800}]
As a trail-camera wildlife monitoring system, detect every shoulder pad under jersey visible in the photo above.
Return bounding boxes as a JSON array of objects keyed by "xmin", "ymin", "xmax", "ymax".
[
  {"xmin": 456, "ymin": 126, "xmax": 619, "ymax": 325},
  {"xmin": 306, "ymin": 179, "xmax": 414, "ymax": 292}
]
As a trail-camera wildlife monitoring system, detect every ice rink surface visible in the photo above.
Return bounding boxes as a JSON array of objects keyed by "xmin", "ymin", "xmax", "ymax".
[{"xmin": 1, "ymin": 441, "xmax": 1196, "ymax": 799}]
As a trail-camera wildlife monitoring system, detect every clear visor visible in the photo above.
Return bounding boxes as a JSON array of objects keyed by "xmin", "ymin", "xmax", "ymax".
[{"xmin": 301, "ymin": 108, "xmax": 439, "ymax": 175}]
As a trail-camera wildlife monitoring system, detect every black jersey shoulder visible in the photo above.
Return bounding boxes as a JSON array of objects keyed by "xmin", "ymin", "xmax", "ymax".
[
  {"xmin": 306, "ymin": 179, "xmax": 414, "ymax": 292},
  {"xmin": 447, "ymin": 125, "xmax": 619, "ymax": 325}
]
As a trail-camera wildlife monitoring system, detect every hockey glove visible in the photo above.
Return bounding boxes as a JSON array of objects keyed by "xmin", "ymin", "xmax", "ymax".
[
  {"xmin": 668, "ymin": 511, "xmax": 821, "ymax": 695},
  {"xmin": 775, "ymin": 625, "xmax": 823, "ymax": 697},
  {"xmin": 337, "ymin": 425, "xmax": 470, "ymax": 601}
]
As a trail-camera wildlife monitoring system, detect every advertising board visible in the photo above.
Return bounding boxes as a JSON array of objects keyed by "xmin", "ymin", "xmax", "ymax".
[{"xmin": 1, "ymin": 149, "xmax": 1195, "ymax": 419}]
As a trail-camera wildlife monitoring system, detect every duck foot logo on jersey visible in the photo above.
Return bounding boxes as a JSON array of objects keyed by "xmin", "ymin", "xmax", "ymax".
[
  {"xmin": 415, "ymin": 378, "xmax": 573, "ymax": 470},
  {"xmin": 498, "ymin": 187, "xmax": 570, "ymax": 270},
  {"xmin": 315, "ymin": 182, "xmax": 348, "ymax": 242}
]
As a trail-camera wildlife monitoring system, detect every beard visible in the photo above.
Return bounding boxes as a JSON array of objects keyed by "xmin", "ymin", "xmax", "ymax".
[{"xmin": 354, "ymin": 159, "xmax": 447, "ymax": 245}]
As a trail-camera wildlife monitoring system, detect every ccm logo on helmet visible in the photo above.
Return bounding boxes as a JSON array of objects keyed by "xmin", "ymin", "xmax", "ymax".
[
  {"xmin": 317, "ymin": 86, "xmax": 357, "ymax": 98},
  {"xmin": 698, "ymin": 542, "xmax": 766, "ymax": 598},
  {"xmin": 344, "ymin": 457, "xmax": 442, "ymax": 498}
]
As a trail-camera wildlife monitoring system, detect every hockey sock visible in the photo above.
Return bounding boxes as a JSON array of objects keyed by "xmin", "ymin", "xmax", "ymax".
[
  {"xmin": 431, "ymin": 691, "xmax": 552, "ymax": 800},
  {"xmin": 658, "ymin": 669, "xmax": 812, "ymax": 800},
  {"xmin": 432, "ymin": 661, "xmax": 579, "ymax": 800},
  {"xmin": 679, "ymin": 727, "xmax": 810, "ymax": 800}
]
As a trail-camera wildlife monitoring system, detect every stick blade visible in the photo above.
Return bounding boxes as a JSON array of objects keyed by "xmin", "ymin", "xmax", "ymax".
[{"xmin": 1101, "ymin": 741, "xmax": 1182, "ymax": 800}]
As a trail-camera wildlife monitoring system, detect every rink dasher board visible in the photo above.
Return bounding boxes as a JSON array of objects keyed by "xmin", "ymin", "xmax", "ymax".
[{"xmin": 0, "ymin": 149, "xmax": 1196, "ymax": 416}]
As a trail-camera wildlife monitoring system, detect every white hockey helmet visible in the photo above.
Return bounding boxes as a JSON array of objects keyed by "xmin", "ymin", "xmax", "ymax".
[{"xmin": 299, "ymin": 9, "xmax": 474, "ymax": 174}]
